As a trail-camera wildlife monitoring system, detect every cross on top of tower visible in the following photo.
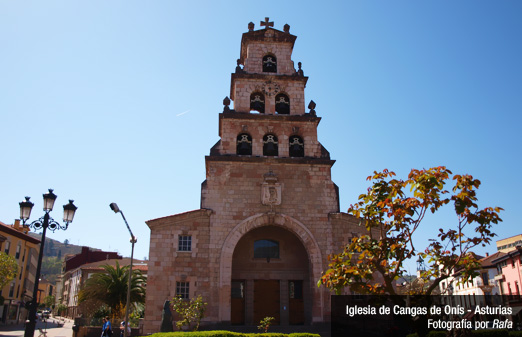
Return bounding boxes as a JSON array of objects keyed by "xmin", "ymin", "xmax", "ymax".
[{"xmin": 260, "ymin": 17, "xmax": 274, "ymax": 29}]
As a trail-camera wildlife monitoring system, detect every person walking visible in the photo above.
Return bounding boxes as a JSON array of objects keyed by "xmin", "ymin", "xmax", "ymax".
[
  {"xmin": 102, "ymin": 317, "xmax": 112, "ymax": 337},
  {"xmin": 120, "ymin": 321, "xmax": 131, "ymax": 337}
]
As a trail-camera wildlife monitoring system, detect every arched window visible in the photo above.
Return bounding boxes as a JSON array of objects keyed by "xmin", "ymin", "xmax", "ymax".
[
  {"xmin": 263, "ymin": 134, "xmax": 278, "ymax": 156},
  {"xmin": 250, "ymin": 92, "xmax": 265, "ymax": 113},
  {"xmin": 275, "ymin": 93, "xmax": 290, "ymax": 114},
  {"xmin": 289, "ymin": 135, "xmax": 304, "ymax": 157},
  {"xmin": 254, "ymin": 239, "xmax": 279, "ymax": 259},
  {"xmin": 236, "ymin": 133, "xmax": 252, "ymax": 155},
  {"xmin": 262, "ymin": 54, "xmax": 277, "ymax": 73}
]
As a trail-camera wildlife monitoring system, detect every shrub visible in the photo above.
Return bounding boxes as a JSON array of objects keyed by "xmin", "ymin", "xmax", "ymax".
[
  {"xmin": 171, "ymin": 295, "xmax": 208, "ymax": 331},
  {"xmin": 257, "ymin": 317, "xmax": 275, "ymax": 333}
]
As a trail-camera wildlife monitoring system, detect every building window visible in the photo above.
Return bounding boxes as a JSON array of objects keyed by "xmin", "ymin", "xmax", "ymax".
[
  {"xmin": 8, "ymin": 282, "xmax": 15, "ymax": 297},
  {"xmin": 250, "ymin": 92, "xmax": 265, "ymax": 114},
  {"xmin": 289, "ymin": 280, "xmax": 303, "ymax": 299},
  {"xmin": 178, "ymin": 235, "xmax": 192, "ymax": 252},
  {"xmin": 231, "ymin": 280, "xmax": 244, "ymax": 299},
  {"xmin": 263, "ymin": 134, "xmax": 278, "ymax": 156},
  {"xmin": 4, "ymin": 240, "xmax": 10, "ymax": 254},
  {"xmin": 275, "ymin": 93, "xmax": 290, "ymax": 114},
  {"xmin": 254, "ymin": 239, "xmax": 279, "ymax": 259},
  {"xmin": 15, "ymin": 244, "xmax": 21, "ymax": 259},
  {"xmin": 237, "ymin": 133, "xmax": 252, "ymax": 155},
  {"xmin": 176, "ymin": 281, "xmax": 190, "ymax": 299},
  {"xmin": 289, "ymin": 135, "xmax": 304, "ymax": 157},
  {"xmin": 262, "ymin": 54, "xmax": 277, "ymax": 73}
]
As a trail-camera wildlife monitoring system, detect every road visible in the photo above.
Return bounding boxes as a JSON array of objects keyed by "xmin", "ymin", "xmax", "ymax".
[{"xmin": 0, "ymin": 317, "xmax": 74, "ymax": 337}]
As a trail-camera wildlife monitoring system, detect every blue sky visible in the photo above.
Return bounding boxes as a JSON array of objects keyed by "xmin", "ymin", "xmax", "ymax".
[{"xmin": 1, "ymin": 1, "xmax": 521, "ymax": 273}]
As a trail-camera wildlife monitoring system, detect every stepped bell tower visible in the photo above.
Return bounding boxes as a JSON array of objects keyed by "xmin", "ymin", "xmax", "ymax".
[{"xmin": 144, "ymin": 19, "xmax": 366, "ymax": 333}]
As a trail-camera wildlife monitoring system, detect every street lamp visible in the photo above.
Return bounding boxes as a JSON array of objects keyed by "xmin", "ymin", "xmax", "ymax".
[
  {"xmin": 109, "ymin": 203, "xmax": 136, "ymax": 337},
  {"xmin": 19, "ymin": 189, "xmax": 77, "ymax": 337}
]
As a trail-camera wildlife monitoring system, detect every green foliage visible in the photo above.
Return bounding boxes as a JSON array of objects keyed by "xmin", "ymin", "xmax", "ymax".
[
  {"xmin": 55, "ymin": 303, "xmax": 67, "ymax": 316},
  {"xmin": 43, "ymin": 295, "xmax": 55, "ymax": 308},
  {"xmin": 78, "ymin": 261, "xmax": 146, "ymax": 318},
  {"xmin": 0, "ymin": 252, "xmax": 18, "ymax": 289},
  {"xmin": 319, "ymin": 167, "xmax": 503, "ymax": 296},
  {"xmin": 257, "ymin": 317, "xmax": 275, "ymax": 333},
  {"xmin": 509, "ymin": 332, "xmax": 522, "ymax": 337},
  {"xmin": 41, "ymin": 257, "xmax": 63, "ymax": 283},
  {"xmin": 171, "ymin": 295, "xmax": 207, "ymax": 331}
]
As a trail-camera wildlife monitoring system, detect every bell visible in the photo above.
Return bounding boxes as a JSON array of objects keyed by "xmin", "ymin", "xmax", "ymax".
[
  {"xmin": 276, "ymin": 102, "xmax": 289, "ymax": 114},
  {"xmin": 237, "ymin": 142, "xmax": 252, "ymax": 155},
  {"xmin": 290, "ymin": 143, "xmax": 304, "ymax": 157},
  {"xmin": 264, "ymin": 142, "xmax": 278, "ymax": 156},
  {"xmin": 251, "ymin": 101, "xmax": 265, "ymax": 113}
]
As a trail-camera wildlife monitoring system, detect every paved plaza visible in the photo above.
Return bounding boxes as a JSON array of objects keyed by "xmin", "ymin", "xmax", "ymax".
[{"xmin": 0, "ymin": 317, "xmax": 74, "ymax": 337}]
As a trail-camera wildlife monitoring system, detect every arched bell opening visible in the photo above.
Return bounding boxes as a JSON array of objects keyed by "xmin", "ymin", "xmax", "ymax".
[
  {"xmin": 275, "ymin": 93, "xmax": 290, "ymax": 115},
  {"xmin": 250, "ymin": 92, "xmax": 265, "ymax": 114},
  {"xmin": 263, "ymin": 134, "xmax": 278, "ymax": 156},
  {"xmin": 289, "ymin": 135, "xmax": 304, "ymax": 157},
  {"xmin": 231, "ymin": 225, "xmax": 310, "ymax": 326},
  {"xmin": 262, "ymin": 54, "xmax": 277, "ymax": 73},
  {"xmin": 236, "ymin": 133, "xmax": 252, "ymax": 155}
]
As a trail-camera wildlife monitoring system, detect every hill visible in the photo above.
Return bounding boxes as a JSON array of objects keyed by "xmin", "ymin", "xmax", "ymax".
[{"xmin": 28, "ymin": 233, "xmax": 87, "ymax": 283}]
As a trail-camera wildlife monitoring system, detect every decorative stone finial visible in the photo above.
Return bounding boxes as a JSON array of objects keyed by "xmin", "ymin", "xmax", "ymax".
[
  {"xmin": 308, "ymin": 100, "xmax": 316, "ymax": 116},
  {"xmin": 223, "ymin": 96, "xmax": 231, "ymax": 113},
  {"xmin": 283, "ymin": 24, "xmax": 290, "ymax": 33},
  {"xmin": 296, "ymin": 62, "xmax": 304, "ymax": 76},
  {"xmin": 260, "ymin": 17, "xmax": 274, "ymax": 29},
  {"xmin": 235, "ymin": 59, "xmax": 244, "ymax": 73},
  {"xmin": 248, "ymin": 22, "xmax": 255, "ymax": 31}
]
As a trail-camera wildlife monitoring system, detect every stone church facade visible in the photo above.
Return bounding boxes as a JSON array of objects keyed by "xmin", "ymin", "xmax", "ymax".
[{"xmin": 144, "ymin": 19, "xmax": 367, "ymax": 333}]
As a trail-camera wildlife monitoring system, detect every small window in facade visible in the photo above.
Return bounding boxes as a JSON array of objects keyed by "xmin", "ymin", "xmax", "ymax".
[
  {"xmin": 263, "ymin": 134, "xmax": 278, "ymax": 156},
  {"xmin": 8, "ymin": 282, "xmax": 15, "ymax": 297},
  {"xmin": 176, "ymin": 281, "xmax": 190, "ymax": 299},
  {"xmin": 4, "ymin": 240, "xmax": 10, "ymax": 254},
  {"xmin": 254, "ymin": 239, "xmax": 279, "ymax": 259},
  {"xmin": 237, "ymin": 133, "xmax": 252, "ymax": 155},
  {"xmin": 289, "ymin": 135, "xmax": 304, "ymax": 157},
  {"xmin": 250, "ymin": 92, "xmax": 265, "ymax": 113},
  {"xmin": 15, "ymin": 244, "xmax": 21, "ymax": 259},
  {"xmin": 275, "ymin": 93, "xmax": 290, "ymax": 114},
  {"xmin": 262, "ymin": 54, "xmax": 277, "ymax": 73},
  {"xmin": 231, "ymin": 280, "xmax": 244, "ymax": 299},
  {"xmin": 178, "ymin": 235, "xmax": 192, "ymax": 252},
  {"xmin": 289, "ymin": 280, "xmax": 303, "ymax": 299}
]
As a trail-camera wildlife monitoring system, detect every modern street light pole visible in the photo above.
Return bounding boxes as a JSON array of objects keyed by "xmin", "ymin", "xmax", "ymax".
[
  {"xmin": 19, "ymin": 189, "xmax": 77, "ymax": 337},
  {"xmin": 109, "ymin": 203, "xmax": 136, "ymax": 337}
]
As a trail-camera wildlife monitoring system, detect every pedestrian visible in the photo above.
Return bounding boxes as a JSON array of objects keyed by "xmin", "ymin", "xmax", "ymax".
[
  {"xmin": 102, "ymin": 316, "xmax": 112, "ymax": 337},
  {"xmin": 120, "ymin": 321, "xmax": 131, "ymax": 337}
]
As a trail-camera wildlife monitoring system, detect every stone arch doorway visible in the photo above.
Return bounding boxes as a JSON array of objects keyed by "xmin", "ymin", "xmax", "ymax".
[
  {"xmin": 231, "ymin": 225, "xmax": 309, "ymax": 325},
  {"xmin": 219, "ymin": 213, "xmax": 323, "ymax": 325}
]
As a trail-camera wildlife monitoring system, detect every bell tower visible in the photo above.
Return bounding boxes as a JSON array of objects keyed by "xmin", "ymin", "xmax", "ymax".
[{"xmin": 206, "ymin": 17, "xmax": 331, "ymax": 175}]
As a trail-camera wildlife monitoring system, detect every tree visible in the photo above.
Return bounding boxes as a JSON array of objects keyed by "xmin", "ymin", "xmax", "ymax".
[
  {"xmin": 319, "ymin": 167, "xmax": 503, "ymax": 296},
  {"xmin": 43, "ymin": 295, "xmax": 55, "ymax": 309},
  {"xmin": 0, "ymin": 252, "xmax": 18, "ymax": 290},
  {"xmin": 78, "ymin": 262, "xmax": 146, "ymax": 318},
  {"xmin": 171, "ymin": 295, "xmax": 207, "ymax": 331}
]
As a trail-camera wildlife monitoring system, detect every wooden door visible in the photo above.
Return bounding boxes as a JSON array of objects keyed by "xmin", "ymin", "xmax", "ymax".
[{"xmin": 254, "ymin": 280, "xmax": 280, "ymax": 325}]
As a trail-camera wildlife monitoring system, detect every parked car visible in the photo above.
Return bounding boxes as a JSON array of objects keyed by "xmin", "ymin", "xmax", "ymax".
[{"xmin": 42, "ymin": 310, "xmax": 50, "ymax": 319}]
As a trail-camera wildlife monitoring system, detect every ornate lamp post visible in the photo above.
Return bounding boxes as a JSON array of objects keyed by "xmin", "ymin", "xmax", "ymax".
[
  {"xmin": 19, "ymin": 189, "xmax": 77, "ymax": 337},
  {"xmin": 109, "ymin": 203, "xmax": 136, "ymax": 337}
]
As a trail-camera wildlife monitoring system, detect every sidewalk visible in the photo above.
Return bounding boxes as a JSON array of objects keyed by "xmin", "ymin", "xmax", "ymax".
[{"xmin": 0, "ymin": 317, "xmax": 74, "ymax": 337}]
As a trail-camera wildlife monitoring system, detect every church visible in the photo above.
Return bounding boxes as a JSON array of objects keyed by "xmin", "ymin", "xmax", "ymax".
[{"xmin": 143, "ymin": 18, "xmax": 367, "ymax": 333}]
